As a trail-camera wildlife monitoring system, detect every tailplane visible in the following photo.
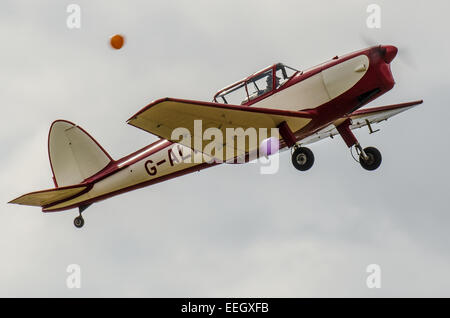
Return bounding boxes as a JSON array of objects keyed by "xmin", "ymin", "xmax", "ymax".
[{"xmin": 9, "ymin": 184, "xmax": 88, "ymax": 207}]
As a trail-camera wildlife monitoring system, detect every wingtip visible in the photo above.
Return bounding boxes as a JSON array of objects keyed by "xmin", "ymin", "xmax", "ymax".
[
  {"xmin": 127, "ymin": 97, "xmax": 173, "ymax": 123},
  {"xmin": 408, "ymin": 99, "xmax": 423, "ymax": 107}
]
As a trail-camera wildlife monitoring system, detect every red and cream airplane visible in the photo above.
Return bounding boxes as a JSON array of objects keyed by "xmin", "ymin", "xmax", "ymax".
[{"xmin": 9, "ymin": 45, "xmax": 422, "ymax": 227}]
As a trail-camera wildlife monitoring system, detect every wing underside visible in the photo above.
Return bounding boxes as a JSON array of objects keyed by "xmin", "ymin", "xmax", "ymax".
[
  {"xmin": 127, "ymin": 98, "xmax": 422, "ymax": 155},
  {"xmin": 127, "ymin": 98, "xmax": 314, "ymax": 162},
  {"xmin": 301, "ymin": 100, "xmax": 423, "ymax": 145}
]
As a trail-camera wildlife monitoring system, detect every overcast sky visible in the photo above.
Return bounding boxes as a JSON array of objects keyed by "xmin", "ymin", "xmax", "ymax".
[{"xmin": 1, "ymin": 0, "xmax": 449, "ymax": 297}]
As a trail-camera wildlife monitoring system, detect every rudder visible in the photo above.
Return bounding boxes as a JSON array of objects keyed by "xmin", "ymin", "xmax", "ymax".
[{"xmin": 48, "ymin": 120, "xmax": 112, "ymax": 187}]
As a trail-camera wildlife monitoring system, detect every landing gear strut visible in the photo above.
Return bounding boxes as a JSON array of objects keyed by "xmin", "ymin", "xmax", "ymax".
[
  {"xmin": 277, "ymin": 121, "xmax": 315, "ymax": 172},
  {"xmin": 355, "ymin": 145, "xmax": 382, "ymax": 171},
  {"xmin": 337, "ymin": 119, "xmax": 382, "ymax": 171},
  {"xmin": 74, "ymin": 204, "xmax": 91, "ymax": 228}
]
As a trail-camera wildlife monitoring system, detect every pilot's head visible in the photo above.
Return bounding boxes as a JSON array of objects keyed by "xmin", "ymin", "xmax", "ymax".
[
  {"xmin": 275, "ymin": 76, "xmax": 280, "ymax": 86},
  {"xmin": 266, "ymin": 76, "xmax": 280, "ymax": 89},
  {"xmin": 266, "ymin": 76, "xmax": 273, "ymax": 88}
]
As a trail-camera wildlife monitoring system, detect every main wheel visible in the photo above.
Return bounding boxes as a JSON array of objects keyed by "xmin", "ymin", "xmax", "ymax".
[
  {"xmin": 74, "ymin": 216, "xmax": 84, "ymax": 228},
  {"xmin": 292, "ymin": 147, "xmax": 315, "ymax": 171},
  {"xmin": 359, "ymin": 146, "xmax": 382, "ymax": 171}
]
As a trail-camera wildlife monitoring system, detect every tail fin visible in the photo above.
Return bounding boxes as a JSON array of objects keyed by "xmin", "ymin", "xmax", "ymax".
[{"xmin": 48, "ymin": 120, "xmax": 113, "ymax": 187}]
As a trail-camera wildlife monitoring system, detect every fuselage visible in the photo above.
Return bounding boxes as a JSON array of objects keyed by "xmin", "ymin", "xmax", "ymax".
[{"xmin": 43, "ymin": 45, "xmax": 397, "ymax": 212}]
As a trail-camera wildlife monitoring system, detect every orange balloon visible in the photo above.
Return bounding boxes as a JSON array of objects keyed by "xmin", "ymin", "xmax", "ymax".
[{"xmin": 110, "ymin": 34, "xmax": 125, "ymax": 50}]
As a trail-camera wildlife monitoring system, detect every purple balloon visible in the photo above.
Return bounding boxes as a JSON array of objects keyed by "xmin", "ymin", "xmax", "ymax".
[{"xmin": 259, "ymin": 137, "xmax": 279, "ymax": 156}]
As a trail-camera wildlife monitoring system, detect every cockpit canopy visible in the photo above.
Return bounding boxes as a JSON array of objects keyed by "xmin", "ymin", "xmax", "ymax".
[{"xmin": 213, "ymin": 63, "xmax": 299, "ymax": 105}]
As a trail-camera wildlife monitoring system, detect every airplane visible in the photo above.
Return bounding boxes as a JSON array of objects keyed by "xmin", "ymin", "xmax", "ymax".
[{"xmin": 9, "ymin": 45, "xmax": 423, "ymax": 228}]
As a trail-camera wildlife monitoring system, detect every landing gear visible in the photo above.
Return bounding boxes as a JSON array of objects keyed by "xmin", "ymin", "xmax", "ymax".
[
  {"xmin": 291, "ymin": 146, "xmax": 315, "ymax": 171},
  {"xmin": 74, "ymin": 215, "xmax": 84, "ymax": 228},
  {"xmin": 277, "ymin": 121, "xmax": 315, "ymax": 171},
  {"xmin": 337, "ymin": 119, "xmax": 382, "ymax": 171},
  {"xmin": 356, "ymin": 145, "xmax": 382, "ymax": 171},
  {"xmin": 73, "ymin": 204, "xmax": 91, "ymax": 228}
]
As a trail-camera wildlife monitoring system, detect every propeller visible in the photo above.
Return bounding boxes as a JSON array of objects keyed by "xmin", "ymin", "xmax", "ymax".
[{"xmin": 360, "ymin": 35, "xmax": 416, "ymax": 70}]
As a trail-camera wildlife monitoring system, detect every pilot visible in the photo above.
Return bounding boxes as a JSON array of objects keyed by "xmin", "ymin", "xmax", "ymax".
[{"xmin": 265, "ymin": 75, "xmax": 280, "ymax": 92}]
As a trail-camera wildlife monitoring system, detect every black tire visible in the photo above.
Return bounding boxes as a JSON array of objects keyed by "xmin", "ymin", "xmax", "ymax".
[
  {"xmin": 74, "ymin": 216, "xmax": 84, "ymax": 228},
  {"xmin": 292, "ymin": 147, "xmax": 315, "ymax": 171},
  {"xmin": 359, "ymin": 146, "xmax": 382, "ymax": 171}
]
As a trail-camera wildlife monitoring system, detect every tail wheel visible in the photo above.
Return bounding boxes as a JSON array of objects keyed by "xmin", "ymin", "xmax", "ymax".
[
  {"xmin": 74, "ymin": 216, "xmax": 85, "ymax": 228},
  {"xmin": 292, "ymin": 147, "xmax": 315, "ymax": 171},
  {"xmin": 359, "ymin": 146, "xmax": 382, "ymax": 171}
]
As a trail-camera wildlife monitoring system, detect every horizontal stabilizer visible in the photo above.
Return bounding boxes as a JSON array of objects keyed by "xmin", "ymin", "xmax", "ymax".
[{"xmin": 9, "ymin": 184, "xmax": 88, "ymax": 207}]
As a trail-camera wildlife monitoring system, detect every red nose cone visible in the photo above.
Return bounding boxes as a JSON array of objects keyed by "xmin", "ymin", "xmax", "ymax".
[{"xmin": 381, "ymin": 45, "xmax": 398, "ymax": 64}]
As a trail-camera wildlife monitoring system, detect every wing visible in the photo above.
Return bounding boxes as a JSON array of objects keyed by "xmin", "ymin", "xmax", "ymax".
[
  {"xmin": 127, "ymin": 98, "xmax": 314, "ymax": 162},
  {"xmin": 9, "ymin": 184, "xmax": 88, "ymax": 207},
  {"xmin": 301, "ymin": 100, "xmax": 423, "ymax": 145}
]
